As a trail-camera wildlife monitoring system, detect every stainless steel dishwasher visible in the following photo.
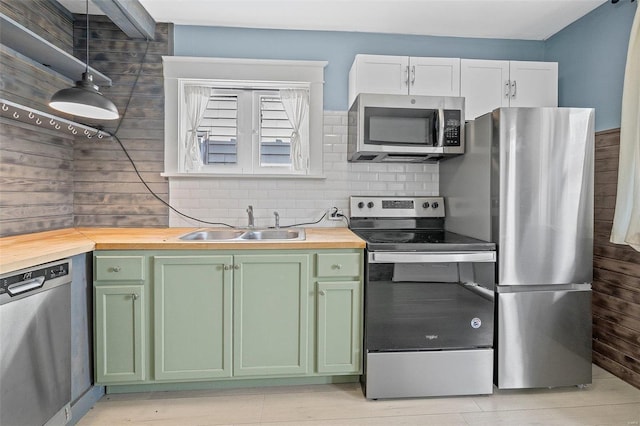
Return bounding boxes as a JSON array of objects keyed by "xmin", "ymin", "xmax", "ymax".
[{"xmin": 0, "ymin": 259, "xmax": 72, "ymax": 426}]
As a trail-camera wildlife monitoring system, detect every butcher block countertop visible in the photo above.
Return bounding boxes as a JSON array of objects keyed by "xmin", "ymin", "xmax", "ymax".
[{"xmin": 0, "ymin": 227, "xmax": 365, "ymax": 274}]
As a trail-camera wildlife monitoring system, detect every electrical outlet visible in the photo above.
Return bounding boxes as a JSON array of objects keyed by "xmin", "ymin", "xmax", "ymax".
[{"xmin": 328, "ymin": 208, "xmax": 344, "ymax": 221}]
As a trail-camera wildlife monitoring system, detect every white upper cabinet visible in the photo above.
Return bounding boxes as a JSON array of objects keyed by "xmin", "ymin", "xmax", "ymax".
[
  {"xmin": 348, "ymin": 54, "xmax": 461, "ymax": 107},
  {"xmin": 508, "ymin": 61, "xmax": 558, "ymax": 108},
  {"xmin": 461, "ymin": 59, "xmax": 558, "ymax": 121}
]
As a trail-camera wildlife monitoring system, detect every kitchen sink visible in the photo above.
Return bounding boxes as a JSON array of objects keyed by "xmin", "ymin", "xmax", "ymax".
[
  {"xmin": 179, "ymin": 230, "xmax": 245, "ymax": 241},
  {"xmin": 240, "ymin": 229, "xmax": 304, "ymax": 240},
  {"xmin": 178, "ymin": 228, "xmax": 305, "ymax": 241}
]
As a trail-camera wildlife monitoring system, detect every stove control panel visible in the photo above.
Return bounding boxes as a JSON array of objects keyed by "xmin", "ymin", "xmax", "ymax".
[{"xmin": 350, "ymin": 196, "xmax": 445, "ymax": 218}]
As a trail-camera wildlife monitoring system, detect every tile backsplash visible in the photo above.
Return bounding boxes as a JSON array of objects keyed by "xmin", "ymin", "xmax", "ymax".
[{"xmin": 169, "ymin": 111, "xmax": 438, "ymax": 228}]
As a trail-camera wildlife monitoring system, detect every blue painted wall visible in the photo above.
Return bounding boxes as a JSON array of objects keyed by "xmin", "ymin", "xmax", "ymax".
[
  {"xmin": 174, "ymin": 26, "xmax": 544, "ymax": 111},
  {"xmin": 545, "ymin": 2, "xmax": 637, "ymax": 131},
  {"xmin": 174, "ymin": 3, "xmax": 635, "ymax": 129}
]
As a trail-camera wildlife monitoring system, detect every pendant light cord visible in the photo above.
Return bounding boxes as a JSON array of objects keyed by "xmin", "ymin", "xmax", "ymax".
[
  {"xmin": 106, "ymin": 39, "xmax": 236, "ymax": 227},
  {"xmin": 104, "ymin": 38, "xmax": 329, "ymax": 229},
  {"xmin": 85, "ymin": 0, "xmax": 89, "ymax": 73}
]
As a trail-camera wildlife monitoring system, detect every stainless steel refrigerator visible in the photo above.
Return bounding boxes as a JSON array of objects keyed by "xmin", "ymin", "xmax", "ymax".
[{"xmin": 440, "ymin": 107, "xmax": 594, "ymax": 389}]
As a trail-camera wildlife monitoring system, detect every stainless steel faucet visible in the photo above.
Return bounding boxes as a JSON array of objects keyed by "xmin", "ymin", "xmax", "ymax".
[
  {"xmin": 246, "ymin": 205, "xmax": 255, "ymax": 229},
  {"xmin": 274, "ymin": 211, "xmax": 280, "ymax": 229}
]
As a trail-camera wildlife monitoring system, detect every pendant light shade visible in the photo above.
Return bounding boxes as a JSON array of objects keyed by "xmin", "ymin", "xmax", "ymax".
[
  {"xmin": 50, "ymin": 72, "xmax": 119, "ymax": 120},
  {"xmin": 49, "ymin": 0, "xmax": 119, "ymax": 120}
]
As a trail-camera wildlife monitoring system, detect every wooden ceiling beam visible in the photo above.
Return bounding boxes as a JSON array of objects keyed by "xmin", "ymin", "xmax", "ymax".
[{"xmin": 93, "ymin": 0, "xmax": 155, "ymax": 40}]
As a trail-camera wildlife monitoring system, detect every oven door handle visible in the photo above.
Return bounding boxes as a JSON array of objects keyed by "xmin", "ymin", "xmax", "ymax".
[{"xmin": 369, "ymin": 251, "xmax": 496, "ymax": 263}]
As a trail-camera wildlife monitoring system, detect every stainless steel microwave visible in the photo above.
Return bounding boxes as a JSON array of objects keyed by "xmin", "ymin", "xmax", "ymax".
[{"xmin": 347, "ymin": 93, "xmax": 465, "ymax": 162}]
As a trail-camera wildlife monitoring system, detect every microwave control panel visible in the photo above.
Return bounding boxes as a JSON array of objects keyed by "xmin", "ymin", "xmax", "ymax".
[{"xmin": 443, "ymin": 110, "xmax": 462, "ymax": 146}]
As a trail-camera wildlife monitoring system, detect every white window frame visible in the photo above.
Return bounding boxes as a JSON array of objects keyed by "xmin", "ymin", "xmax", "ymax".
[{"xmin": 163, "ymin": 56, "xmax": 327, "ymax": 177}]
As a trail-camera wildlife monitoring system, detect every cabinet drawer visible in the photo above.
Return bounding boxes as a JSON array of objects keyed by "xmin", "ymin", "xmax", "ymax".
[
  {"xmin": 317, "ymin": 253, "xmax": 361, "ymax": 277},
  {"xmin": 95, "ymin": 256, "xmax": 145, "ymax": 281}
]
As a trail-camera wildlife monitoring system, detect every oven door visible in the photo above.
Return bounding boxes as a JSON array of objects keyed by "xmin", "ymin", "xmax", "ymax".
[{"xmin": 365, "ymin": 251, "xmax": 496, "ymax": 353}]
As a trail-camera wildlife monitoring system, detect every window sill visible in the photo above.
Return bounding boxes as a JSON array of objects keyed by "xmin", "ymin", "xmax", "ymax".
[{"xmin": 162, "ymin": 172, "xmax": 326, "ymax": 180}]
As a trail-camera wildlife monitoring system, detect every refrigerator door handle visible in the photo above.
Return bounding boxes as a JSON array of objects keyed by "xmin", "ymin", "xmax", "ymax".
[{"xmin": 496, "ymin": 283, "xmax": 592, "ymax": 293}]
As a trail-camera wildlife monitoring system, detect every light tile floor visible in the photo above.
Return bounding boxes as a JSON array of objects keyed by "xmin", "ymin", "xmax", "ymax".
[{"xmin": 78, "ymin": 365, "xmax": 640, "ymax": 426}]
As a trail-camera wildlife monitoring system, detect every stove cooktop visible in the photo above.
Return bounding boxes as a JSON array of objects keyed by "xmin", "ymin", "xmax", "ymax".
[{"xmin": 351, "ymin": 229, "xmax": 495, "ymax": 252}]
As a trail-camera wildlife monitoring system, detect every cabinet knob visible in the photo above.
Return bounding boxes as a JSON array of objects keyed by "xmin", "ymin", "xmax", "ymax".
[
  {"xmin": 131, "ymin": 293, "xmax": 138, "ymax": 301},
  {"xmin": 234, "ymin": 264, "xmax": 240, "ymax": 270},
  {"xmin": 333, "ymin": 264, "xmax": 342, "ymax": 270},
  {"xmin": 112, "ymin": 266, "xmax": 121, "ymax": 272},
  {"xmin": 319, "ymin": 290, "xmax": 326, "ymax": 296},
  {"xmin": 224, "ymin": 265, "xmax": 230, "ymax": 270}
]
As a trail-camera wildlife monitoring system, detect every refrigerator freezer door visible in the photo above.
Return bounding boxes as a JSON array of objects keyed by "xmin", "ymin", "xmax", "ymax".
[
  {"xmin": 493, "ymin": 107, "xmax": 595, "ymax": 286},
  {"xmin": 496, "ymin": 288, "xmax": 592, "ymax": 389}
]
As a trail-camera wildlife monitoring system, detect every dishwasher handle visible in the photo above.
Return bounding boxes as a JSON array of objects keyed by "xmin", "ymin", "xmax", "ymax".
[{"xmin": 7, "ymin": 276, "xmax": 45, "ymax": 296}]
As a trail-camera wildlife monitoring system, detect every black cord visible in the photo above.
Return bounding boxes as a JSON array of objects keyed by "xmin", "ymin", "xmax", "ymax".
[
  {"xmin": 269, "ymin": 210, "xmax": 328, "ymax": 229},
  {"xmin": 110, "ymin": 133, "xmax": 234, "ymax": 227},
  {"xmin": 104, "ymin": 39, "xmax": 330, "ymax": 230},
  {"xmin": 105, "ymin": 39, "xmax": 234, "ymax": 228}
]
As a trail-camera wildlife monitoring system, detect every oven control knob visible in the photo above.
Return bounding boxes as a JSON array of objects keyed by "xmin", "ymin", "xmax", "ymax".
[
  {"xmin": 431, "ymin": 202, "xmax": 439, "ymax": 209},
  {"xmin": 367, "ymin": 202, "xmax": 374, "ymax": 208},
  {"xmin": 422, "ymin": 202, "xmax": 430, "ymax": 208},
  {"xmin": 357, "ymin": 202, "xmax": 364, "ymax": 209}
]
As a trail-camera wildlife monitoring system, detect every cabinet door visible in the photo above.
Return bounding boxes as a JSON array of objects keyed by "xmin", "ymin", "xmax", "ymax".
[
  {"xmin": 461, "ymin": 59, "xmax": 510, "ymax": 121},
  {"xmin": 153, "ymin": 256, "xmax": 233, "ymax": 380},
  {"xmin": 316, "ymin": 281, "xmax": 362, "ymax": 374},
  {"xmin": 95, "ymin": 285, "xmax": 144, "ymax": 384},
  {"xmin": 409, "ymin": 57, "xmax": 460, "ymax": 96},
  {"xmin": 349, "ymin": 54, "xmax": 409, "ymax": 106},
  {"xmin": 233, "ymin": 254, "xmax": 310, "ymax": 376},
  {"xmin": 508, "ymin": 61, "xmax": 558, "ymax": 108}
]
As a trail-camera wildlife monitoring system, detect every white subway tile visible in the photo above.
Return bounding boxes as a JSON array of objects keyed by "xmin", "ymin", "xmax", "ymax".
[{"xmin": 169, "ymin": 115, "xmax": 453, "ymax": 226}]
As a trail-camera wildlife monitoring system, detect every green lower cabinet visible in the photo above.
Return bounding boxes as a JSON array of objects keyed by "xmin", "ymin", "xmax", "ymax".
[
  {"xmin": 95, "ymin": 285, "xmax": 145, "ymax": 383},
  {"xmin": 153, "ymin": 256, "xmax": 233, "ymax": 380},
  {"xmin": 233, "ymin": 254, "xmax": 311, "ymax": 377},
  {"xmin": 94, "ymin": 249, "xmax": 363, "ymax": 389},
  {"xmin": 316, "ymin": 281, "xmax": 362, "ymax": 374}
]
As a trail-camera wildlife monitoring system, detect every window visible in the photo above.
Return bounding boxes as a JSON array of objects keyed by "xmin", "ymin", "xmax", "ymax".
[
  {"xmin": 199, "ymin": 94, "xmax": 238, "ymax": 165},
  {"xmin": 258, "ymin": 94, "xmax": 294, "ymax": 167},
  {"xmin": 190, "ymin": 87, "xmax": 303, "ymax": 174},
  {"xmin": 163, "ymin": 57, "xmax": 326, "ymax": 177}
]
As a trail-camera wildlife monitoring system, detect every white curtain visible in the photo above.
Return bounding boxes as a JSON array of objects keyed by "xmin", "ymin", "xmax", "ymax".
[
  {"xmin": 280, "ymin": 89, "xmax": 310, "ymax": 171},
  {"xmin": 183, "ymin": 86, "xmax": 211, "ymax": 171},
  {"xmin": 610, "ymin": 6, "xmax": 640, "ymax": 252}
]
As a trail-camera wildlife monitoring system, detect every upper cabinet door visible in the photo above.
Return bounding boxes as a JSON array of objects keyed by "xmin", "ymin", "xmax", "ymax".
[
  {"xmin": 348, "ymin": 55, "xmax": 461, "ymax": 106},
  {"xmin": 409, "ymin": 57, "xmax": 460, "ymax": 97},
  {"xmin": 348, "ymin": 54, "xmax": 409, "ymax": 106},
  {"xmin": 461, "ymin": 59, "xmax": 510, "ymax": 121},
  {"xmin": 508, "ymin": 61, "xmax": 558, "ymax": 108}
]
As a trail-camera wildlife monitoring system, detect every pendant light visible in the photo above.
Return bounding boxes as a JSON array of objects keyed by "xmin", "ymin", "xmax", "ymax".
[{"xmin": 49, "ymin": 0, "xmax": 119, "ymax": 120}]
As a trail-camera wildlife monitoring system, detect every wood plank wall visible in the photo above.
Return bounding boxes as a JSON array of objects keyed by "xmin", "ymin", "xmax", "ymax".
[
  {"xmin": 0, "ymin": 0, "xmax": 74, "ymax": 55},
  {"xmin": 592, "ymin": 128, "xmax": 640, "ymax": 389},
  {"xmin": 72, "ymin": 16, "xmax": 169, "ymax": 227},
  {"xmin": 0, "ymin": 0, "xmax": 75, "ymax": 237},
  {"xmin": 0, "ymin": 120, "xmax": 75, "ymax": 236}
]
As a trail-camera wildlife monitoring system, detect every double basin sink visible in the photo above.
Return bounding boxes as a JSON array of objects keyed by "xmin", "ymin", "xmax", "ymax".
[{"xmin": 179, "ymin": 228, "xmax": 306, "ymax": 241}]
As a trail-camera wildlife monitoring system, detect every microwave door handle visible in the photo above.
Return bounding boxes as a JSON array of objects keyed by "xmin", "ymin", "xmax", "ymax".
[
  {"xmin": 431, "ymin": 110, "xmax": 439, "ymax": 146},
  {"xmin": 437, "ymin": 109, "xmax": 445, "ymax": 147}
]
